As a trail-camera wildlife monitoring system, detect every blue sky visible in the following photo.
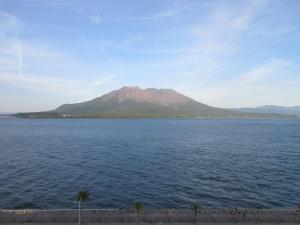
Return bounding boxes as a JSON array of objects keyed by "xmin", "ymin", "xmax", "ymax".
[{"xmin": 0, "ymin": 0, "xmax": 300, "ymax": 112}]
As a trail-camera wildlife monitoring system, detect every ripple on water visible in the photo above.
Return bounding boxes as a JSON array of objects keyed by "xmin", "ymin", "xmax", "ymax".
[{"xmin": 0, "ymin": 119, "xmax": 299, "ymax": 209}]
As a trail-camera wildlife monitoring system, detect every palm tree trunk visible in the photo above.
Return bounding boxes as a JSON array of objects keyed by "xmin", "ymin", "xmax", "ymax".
[
  {"xmin": 138, "ymin": 210, "xmax": 140, "ymax": 225},
  {"xmin": 78, "ymin": 201, "xmax": 81, "ymax": 225}
]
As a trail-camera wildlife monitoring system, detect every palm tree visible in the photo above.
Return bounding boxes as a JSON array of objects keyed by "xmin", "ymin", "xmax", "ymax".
[
  {"xmin": 134, "ymin": 202, "xmax": 143, "ymax": 225},
  {"xmin": 76, "ymin": 190, "xmax": 90, "ymax": 225},
  {"xmin": 192, "ymin": 203, "xmax": 199, "ymax": 225}
]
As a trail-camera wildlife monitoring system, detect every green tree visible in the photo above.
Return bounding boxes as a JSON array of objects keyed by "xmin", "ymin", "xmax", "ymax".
[
  {"xmin": 134, "ymin": 202, "xmax": 143, "ymax": 225},
  {"xmin": 76, "ymin": 191, "xmax": 90, "ymax": 225}
]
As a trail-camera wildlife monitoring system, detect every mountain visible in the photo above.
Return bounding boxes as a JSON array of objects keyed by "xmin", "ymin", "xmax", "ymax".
[
  {"xmin": 232, "ymin": 105, "xmax": 300, "ymax": 118},
  {"xmin": 16, "ymin": 86, "xmax": 298, "ymax": 119},
  {"xmin": 0, "ymin": 113, "xmax": 15, "ymax": 119}
]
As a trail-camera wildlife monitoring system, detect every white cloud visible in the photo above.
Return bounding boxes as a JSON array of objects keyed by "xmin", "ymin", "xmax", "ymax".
[
  {"xmin": 232, "ymin": 0, "xmax": 269, "ymax": 30},
  {"xmin": 144, "ymin": 0, "xmax": 269, "ymax": 83},
  {"xmin": 0, "ymin": 71, "xmax": 116, "ymax": 97},
  {"xmin": 158, "ymin": 0, "xmax": 299, "ymax": 101},
  {"xmin": 237, "ymin": 59, "xmax": 291, "ymax": 84},
  {"xmin": 138, "ymin": 2, "xmax": 254, "ymax": 90},
  {"xmin": 77, "ymin": 9, "xmax": 102, "ymax": 25},
  {"xmin": 0, "ymin": 10, "xmax": 120, "ymax": 108},
  {"xmin": 138, "ymin": 0, "xmax": 197, "ymax": 20},
  {"xmin": 86, "ymin": 14, "xmax": 102, "ymax": 24},
  {"xmin": 0, "ymin": 72, "xmax": 79, "ymax": 93},
  {"xmin": 1, "ymin": 1, "xmax": 299, "ymax": 110},
  {"xmin": 184, "ymin": 58, "xmax": 294, "ymax": 107},
  {"xmin": 0, "ymin": 11, "xmax": 66, "ymax": 79},
  {"xmin": 108, "ymin": 0, "xmax": 203, "ymax": 22},
  {"xmin": 92, "ymin": 74, "xmax": 116, "ymax": 86},
  {"xmin": 0, "ymin": 11, "xmax": 19, "ymax": 36},
  {"xmin": 90, "ymin": 15, "xmax": 102, "ymax": 24},
  {"xmin": 186, "ymin": 0, "xmax": 269, "ymax": 65}
]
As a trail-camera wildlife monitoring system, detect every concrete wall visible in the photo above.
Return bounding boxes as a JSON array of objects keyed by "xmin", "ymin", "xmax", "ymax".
[{"xmin": 0, "ymin": 208, "xmax": 299, "ymax": 223}]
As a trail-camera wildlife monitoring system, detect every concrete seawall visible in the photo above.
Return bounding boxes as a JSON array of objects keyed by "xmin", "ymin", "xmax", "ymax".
[{"xmin": 0, "ymin": 208, "xmax": 299, "ymax": 224}]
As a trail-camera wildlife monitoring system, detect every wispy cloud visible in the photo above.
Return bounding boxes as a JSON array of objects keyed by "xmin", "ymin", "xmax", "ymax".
[
  {"xmin": 89, "ymin": 14, "xmax": 102, "ymax": 24},
  {"xmin": 1, "ymin": 0, "xmax": 300, "ymax": 111},
  {"xmin": 92, "ymin": 74, "xmax": 116, "ymax": 86},
  {"xmin": 0, "ymin": 11, "xmax": 117, "ymax": 101},
  {"xmin": 0, "ymin": 11, "xmax": 22, "ymax": 77},
  {"xmin": 77, "ymin": 9, "xmax": 102, "ymax": 25},
  {"xmin": 135, "ymin": 0, "xmax": 201, "ymax": 21},
  {"xmin": 142, "ymin": 1, "xmax": 267, "ymax": 90},
  {"xmin": 232, "ymin": 0, "xmax": 269, "ymax": 30},
  {"xmin": 0, "ymin": 71, "xmax": 117, "ymax": 97},
  {"xmin": 185, "ymin": 58, "xmax": 294, "ymax": 107},
  {"xmin": 0, "ymin": 11, "xmax": 19, "ymax": 35},
  {"xmin": 156, "ymin": 0, "xmax": 299, "ymax": 94},
  {"xmin": 184, "ymin": 1, "xmax": 269, "ymax": 66},
  {"xmin": 237, "ymin": 58, "xmax": 291, "ymax": 85},
  {"xmin": 16, "ymin": 40, "xmax": 22, "ymax": 76},
  {"xmin": 0, "ymin": 11, "xmax": 65, "ymax": 77}
]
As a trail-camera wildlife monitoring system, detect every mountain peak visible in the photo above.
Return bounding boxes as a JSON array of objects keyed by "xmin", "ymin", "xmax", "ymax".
[
  {"xmin": 120, "ymin": 85, "xmax": 141, "ymax": 89},
  {"xmin": 119, "ymin": 86, "xmax": 141, "ymax": 92},
  {"xmin": 97, "ymin": 86, "xmax": 193, "ymax": 105}
]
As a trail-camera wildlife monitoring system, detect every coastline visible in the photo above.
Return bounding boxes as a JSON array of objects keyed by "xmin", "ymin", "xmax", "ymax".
[{"xmin": 2, "ymin": 116, "xmax": 300, "ymax": 120}]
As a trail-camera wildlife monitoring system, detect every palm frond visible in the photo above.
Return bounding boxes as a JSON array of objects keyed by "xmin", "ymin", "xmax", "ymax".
[
  {"xmin": 76, "ymin": 190, "xmax": 90, "ymax": 202},
  {"xmin": 134, "ymin": 202, "xmax": 143, "ymax": 211}
]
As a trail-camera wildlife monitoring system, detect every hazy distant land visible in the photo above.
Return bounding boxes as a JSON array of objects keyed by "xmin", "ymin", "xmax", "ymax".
[
  {"xmin": 15, "ymin": 86, "xmax": 298, "ymax": 119},
  {"xmin": 232, "ymin": 105, "xmax": 300, "ymax": 118}
]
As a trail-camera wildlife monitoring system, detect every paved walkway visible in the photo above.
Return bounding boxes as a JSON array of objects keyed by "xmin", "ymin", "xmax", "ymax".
[
  {"xmin": 2, "ymin": 223, "xmax": 300, "ymax": 225},
  {"xmin": 1, "ymin": 209, "xmax": 299, "ymax": 224}
]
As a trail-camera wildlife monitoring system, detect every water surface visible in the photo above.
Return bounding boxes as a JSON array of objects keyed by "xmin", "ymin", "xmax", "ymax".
[{"xmin": 0, "ymin": 119, "xmax": 299, "ymax": 209}]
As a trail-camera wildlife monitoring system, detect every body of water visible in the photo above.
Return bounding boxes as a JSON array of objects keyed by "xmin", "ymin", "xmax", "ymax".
[{"xmin": 0, "ymin": 119, "xmax": 299, "ymax": 209}]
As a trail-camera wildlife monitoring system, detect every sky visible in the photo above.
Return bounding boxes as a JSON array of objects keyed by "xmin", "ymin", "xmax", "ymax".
[{"xmin": 0, "ymin": 0, "xmax": 300, "ymax": 112}]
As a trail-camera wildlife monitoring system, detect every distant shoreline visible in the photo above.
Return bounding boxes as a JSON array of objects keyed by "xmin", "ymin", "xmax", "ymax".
[
  {"xmin": 4, "ymin": 115, "xmax": 300, "ymax": 120},
  {"xmin": 0, "ymin": 115, "xmax": 17, "ymax": 119}
]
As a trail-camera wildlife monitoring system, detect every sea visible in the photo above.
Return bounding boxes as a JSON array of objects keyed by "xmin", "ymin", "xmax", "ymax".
[{"xmin": 0, "ymin": 119, "xmax": 299, "ymax": 209}]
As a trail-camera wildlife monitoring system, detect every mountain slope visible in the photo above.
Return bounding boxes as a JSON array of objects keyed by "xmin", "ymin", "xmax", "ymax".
[
  {"xmin": 16, "ymin": 87, "xmax": 298, "ymax": 119},
  {"xmin": 232, "ymin": 105, "xmax": 300, "ymax": 118}
]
